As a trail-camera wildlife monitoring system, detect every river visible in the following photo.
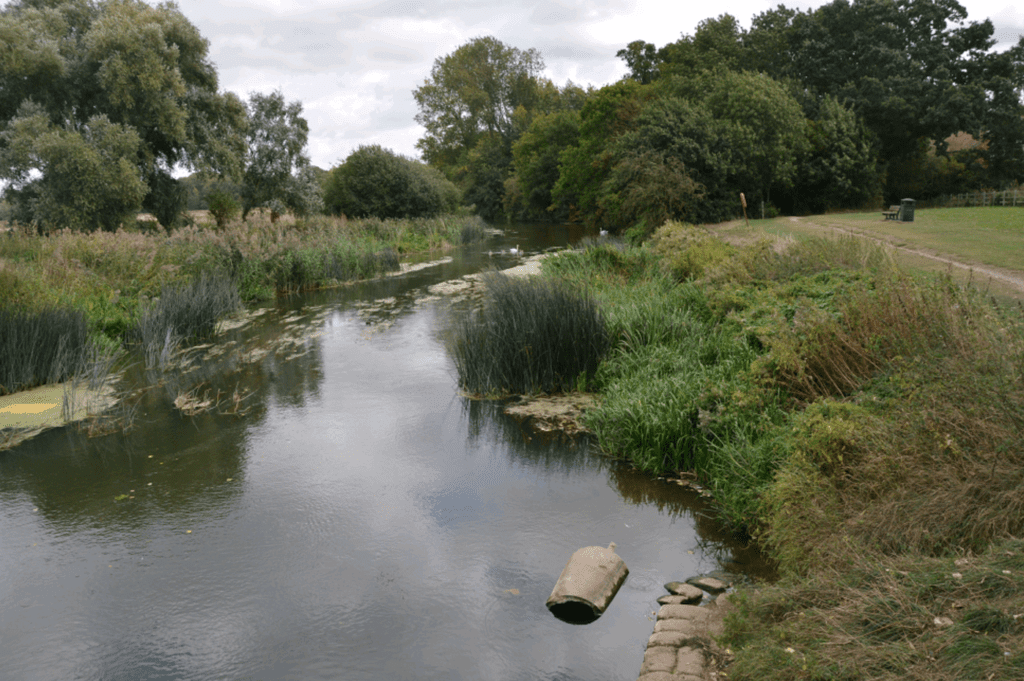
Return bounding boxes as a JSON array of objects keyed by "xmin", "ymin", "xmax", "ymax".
[{"xmin": 0, "ymin": 223, "xmax": 770, "ymax": 681}]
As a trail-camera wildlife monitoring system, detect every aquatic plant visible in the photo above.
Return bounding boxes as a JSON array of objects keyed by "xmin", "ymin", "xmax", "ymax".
[
  {"xmin": 0, "ymin": 307, "xmax": 91, "ymax": 394},
  {"xmin": 446, "ymin": 271, "xmax": 610, "ymax": 395}
]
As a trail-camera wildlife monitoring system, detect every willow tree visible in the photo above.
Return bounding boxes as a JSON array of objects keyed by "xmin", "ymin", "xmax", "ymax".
[{"xmin": 0, "ymin": 0, "xmax": 247, "ymax": 231}]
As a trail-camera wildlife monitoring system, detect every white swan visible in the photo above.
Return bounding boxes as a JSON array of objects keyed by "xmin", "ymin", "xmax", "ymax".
[{"xmin": 509, "ymin": 245, "xmax": 519, "ymax": 254}]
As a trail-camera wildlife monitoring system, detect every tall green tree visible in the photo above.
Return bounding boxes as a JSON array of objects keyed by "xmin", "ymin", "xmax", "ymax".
[
  {"xmin": 241, "ymin": 90, "xmax": 321, "ymax": 221},
  {"xmin": 413, "ymin": 36, "xmax": 545, "ymax": 173},
  {"xmin": 0, "ymin": 0, "xmax": 246, "ymax": 231},
  {"xmin": 744, "ymin": 0, "xmax": 1024, "ymax": 193}
]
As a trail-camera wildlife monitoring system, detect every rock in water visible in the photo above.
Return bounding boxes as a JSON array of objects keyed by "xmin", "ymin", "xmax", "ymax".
[
  {"xmin": 685, "ymin": 575, "xmax": 730, "ymax": 594},
  {"xmin": 663, "ymin": 582, "xmax": 705, "ymax": 603}
]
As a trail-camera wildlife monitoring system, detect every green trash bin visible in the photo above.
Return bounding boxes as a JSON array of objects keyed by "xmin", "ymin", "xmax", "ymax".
[{"xmin": 901, "ymin": 198, "xmax": 915, "ymax": 222}]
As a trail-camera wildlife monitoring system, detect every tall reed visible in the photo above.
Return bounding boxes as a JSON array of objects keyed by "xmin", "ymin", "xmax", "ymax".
[
  {"xmin": 0, "ymin": 307, "xmax": 91, "ymax": 394},
  {"xmin": 446, "ymin": 272, "xmax": 610, "ymax": 395}
]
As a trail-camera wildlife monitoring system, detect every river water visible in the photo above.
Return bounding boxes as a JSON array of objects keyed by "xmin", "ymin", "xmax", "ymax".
[{"xmin": 0, "ymin": 223, "xmax": 770, "ymax": 681}]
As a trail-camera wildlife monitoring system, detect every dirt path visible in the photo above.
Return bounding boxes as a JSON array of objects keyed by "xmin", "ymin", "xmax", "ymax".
[{"xmin": 788, "ymin": 215, "xmax": 1024, "ymax": 295}]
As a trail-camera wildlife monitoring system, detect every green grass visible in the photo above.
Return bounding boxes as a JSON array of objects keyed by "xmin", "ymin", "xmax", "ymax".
[
  {"xmin": 0, "ymin": 212, "xmax": 482, "ymax": 351},
  {"xmin": 752, "ymin": 207, "xmax": 1024, "ymax": 275}
]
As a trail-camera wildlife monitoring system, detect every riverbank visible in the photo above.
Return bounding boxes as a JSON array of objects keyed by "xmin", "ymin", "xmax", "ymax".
[{"xmin": 514, "ymin": 219, "xmax": 1024, "ymax": 680}]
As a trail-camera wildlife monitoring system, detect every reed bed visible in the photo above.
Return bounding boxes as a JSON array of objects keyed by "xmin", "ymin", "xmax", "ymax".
[
  {"xmin": 0, "ymin": 307, "xmax": 92, "ymax": 394},
  {"xmin": 446, "ymin": 271, "xmax": 610, "ymax": 396}
]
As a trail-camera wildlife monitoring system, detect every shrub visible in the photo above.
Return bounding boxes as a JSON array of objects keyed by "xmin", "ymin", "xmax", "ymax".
[
  {"xmin": 445, "ymin": 272, "xmax": 610, "ymax": 395},
  {"xmin": 324, "ymin": 145, "xmax": 461, "ymax": 219},
  {"xmin": 206, "ymin": 190, "xmax": 241, "ymax": 228},
  {"xmin": 650, "ymin": 221, "xmax": 735, "ymax": 281}
]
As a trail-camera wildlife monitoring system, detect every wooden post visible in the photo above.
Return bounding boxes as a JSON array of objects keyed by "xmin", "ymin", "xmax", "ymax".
[{"xmin": 740, "ymin": 192, "xmax": 749, "ymax": 227}]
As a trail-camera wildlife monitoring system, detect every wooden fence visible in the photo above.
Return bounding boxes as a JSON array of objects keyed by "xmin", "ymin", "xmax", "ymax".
[{"xmin": 933, "ymin": 190, "xmax": 1024, "ymax": 208}]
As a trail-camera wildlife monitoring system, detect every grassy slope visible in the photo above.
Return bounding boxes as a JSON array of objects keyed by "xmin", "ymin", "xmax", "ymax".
[{"xmin": 536, "ymin": 217, "xmax": 1024, "ymax": 681}]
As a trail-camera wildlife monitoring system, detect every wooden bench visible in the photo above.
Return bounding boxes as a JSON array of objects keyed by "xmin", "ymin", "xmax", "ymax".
[{"xmin": 882, "ymin": 205, "xmax": 900, "ymax": 220}]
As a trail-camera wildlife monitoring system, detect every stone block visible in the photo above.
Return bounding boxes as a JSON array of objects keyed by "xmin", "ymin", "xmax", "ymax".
[
  {"xmin": 648, "ymin": 631, "xmax": 693, "ymax": 648},
  {"xmin": 654, "ymin": 618, "xmax": 697, "ymax": 635},
  {"xmin": 658, "ymin": 604, "xmax": 711, "ymax": 623},
  {"xmin": 676, "ymin": 645, "xmax": 705, "ymax": 673},
  {"xmin": 686, "ymin": 575, "xmax": 729, "ymax": 594},
  {"xmin": 663, "ymin": 582, "xmax": 705, "ymax": 603},
  {"xmin": 640, "ymin": 646, "xmax": 677, "ymax": 674},
  {"xmin": 636, "ymin": 673, "xmax": 679, "ymax": 681}
]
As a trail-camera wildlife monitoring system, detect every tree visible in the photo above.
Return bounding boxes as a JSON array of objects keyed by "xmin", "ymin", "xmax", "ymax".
[
  {"xmin": 551, "ymin": 79, "xmax": 652, "ymax": 225},
  {"xmin": 616, "ymin": 41, "xmax": 659, "ymax": 84},
  {"xmin": 324, "ymin": 145, "xmax": 459, "ymax": 219},
  {"xmin": 792, "ymin": 96, "xmax": 883, "ymax": 213},
  {"xmin": 241, "ymin": 90, "xmax": 320, "ymax": 221},
  {"xmin": 0, "ymin": 103, "xmax": 146, "ymax": 232},
  {"xmin": 744, "ymin": 0, "xmax": 1021, "ymax": 194},
  {"xmin": 507, "ymin": 110, "xmax": 581, "ymax": 221},
  {"xmin": 0, "ymin": 0, "xmax": 247, "ymax": 231},
  {"xmin": 658, "ymin": 15, "xmax": 747, "ymax": 78},
  {"xmin": 413, "ymin": 36, "xmax": 545, "ymax": 173}
]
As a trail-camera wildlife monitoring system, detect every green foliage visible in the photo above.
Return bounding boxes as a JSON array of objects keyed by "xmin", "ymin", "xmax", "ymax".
[
  {"xmin": 551, "ymin": 79, "xmax": 651, "ymax": 226},
  {"xmin": 324, "ymin": 145, "xmax": 460, "ymax": 219},
  {"xmin": 0, "ymin": 0, "xmax": 247, "ymax": 231},
  {"xmin": 206, "ymin": 190, "xmax": 240, "ymax": 228},
  {"xmin": 0, "ymin": 105, "xmax": 147, "ymax": 232},
  {"xmin": 507, "ymin": 110, "xmax": 580, "ymax": 221},
  {"xmin": 241, "ymin": 90, "xmax": 320, "ymax": 221},
  {"xmin": 413, "ymin": 36, "xmax": 546, "ymax": 171},
  {"xmin": 650, "ymin": 221, "xmax": 735, "ymax": 281},
  {"xmin": 445, "ymin": 272, "xmax": 610, "ymax": 396},
  {"xmin": 616, "ymin": 40, "xmax": 659, "ymax": 84}
]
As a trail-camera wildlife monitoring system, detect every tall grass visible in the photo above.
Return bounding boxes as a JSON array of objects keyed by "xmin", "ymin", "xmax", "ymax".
[
  {"xmin": 446, "ymin": 271, "xmax": 610, "ymax": 395},
  {"xmin": 129, "ymin": 273, "xmax": 240, "ymax": 366},
  {"xmin": 0, "ymin": 307, "xmax": 92, "ymax": 394}
]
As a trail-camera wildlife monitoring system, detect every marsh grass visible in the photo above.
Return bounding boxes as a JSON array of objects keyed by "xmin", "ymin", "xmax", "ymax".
[
  {"xmin": 129, "ymin": 273, "xmax": 240, "ymax": 368},
  {"xmin": 446, "ymin": 271, "xmax": 610, "ymax": 396},
  {"xmin": 0, "ymin": 307, "xmax": 92, "ymax": 394},
  {"xmin": 0, "ymin": 212, "xmax": 478, "ymax": 350}
]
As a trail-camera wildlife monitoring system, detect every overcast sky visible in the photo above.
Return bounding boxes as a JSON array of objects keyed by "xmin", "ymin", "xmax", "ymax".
[{"xmin": 163, "ymin": 0, "xmax": 1024, "ymax": 169}]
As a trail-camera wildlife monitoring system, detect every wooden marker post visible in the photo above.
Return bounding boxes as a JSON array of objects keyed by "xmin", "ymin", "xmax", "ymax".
[{"xmin": 740, "ymin": 193, "xmax": 749, "ymax": 227}]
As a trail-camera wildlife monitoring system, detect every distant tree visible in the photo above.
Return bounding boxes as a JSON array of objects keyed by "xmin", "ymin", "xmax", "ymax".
[
  {"xmin": 241, "ymin": 90, "xmax": 320, "ymax": 221},
  {"xmin": 206, "ymin": 190, "xmax": 240, "ymax": 228},
  {"xmin": 616, "ymin": 41, "xmax": 659, "ymax": 84},
  {"xmin": 0, "ymin": 0, "xmax": 246, "ymax": 231},
  {"xmin": 413, "ymin": 36, "xmax": 546, "ymax": 172},
  {"xmin": 792, "ymin": 96, "xmax": 883, "ymax": 213},
  {"xmin": 657, "ymin": 14, "xmax": 747, "ymax": 78},
  {"xmin": 507, "ymin": 110, "xmax": 581, "ymax": 221},
  {"xmin": 324, "ymin": 145, "xmax": 460, "ymax": 219},
  {"xmin": 551, "ymin": 79, "xmax": 653, "ymax": 225},
  {"xmin": 743, "ymin": 0, "xmax": 1024, "ymax": 194}
]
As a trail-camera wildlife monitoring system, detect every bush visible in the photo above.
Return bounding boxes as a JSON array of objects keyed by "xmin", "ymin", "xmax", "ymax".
[
  {"xmin": 206, "ymin": 190, "xmax": 241, "ymax": 228},
  {"xmin": 650, "ymin": 221, "xmax": 735, "ymax": 281},
  {"xmin": 324, "ymin": 145, "xmax": 461, "ymax": 219},
  {"xmin": 0, "ymin": 307, "xmax": 91, "ymax": 394},
  {"xmin": 445, "ymin": 272, "xmax": 610, "ymax": 395}
]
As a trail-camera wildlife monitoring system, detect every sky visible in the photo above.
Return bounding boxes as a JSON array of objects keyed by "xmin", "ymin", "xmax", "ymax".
[{"xmin": 110, "ymin": 0, "xmax": 1024, "ymax": 169}]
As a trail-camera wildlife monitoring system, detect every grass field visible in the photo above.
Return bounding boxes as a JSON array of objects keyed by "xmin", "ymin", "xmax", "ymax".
[{"xmin": 710, "ymin": 207, "xmax": 1024, "ymax": 302}]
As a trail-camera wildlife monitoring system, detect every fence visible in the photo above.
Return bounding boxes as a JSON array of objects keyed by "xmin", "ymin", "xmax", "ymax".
[{"xmin": 931, "ymin": 190, "xmax": 1024, "ymax": 208}]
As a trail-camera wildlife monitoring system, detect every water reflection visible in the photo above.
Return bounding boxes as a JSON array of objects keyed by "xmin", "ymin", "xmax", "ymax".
[{"xmin": 0, "ymin": 223, "xmax": 774, "ymax": 681}]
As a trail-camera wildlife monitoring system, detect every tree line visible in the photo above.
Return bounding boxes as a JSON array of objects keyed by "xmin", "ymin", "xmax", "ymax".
[
  {"xmin": 3, "ymin": 0, "xmax": 1022, "ymax": 234},
  {"xmin": 413, "ymin": 0, "xmax": 1024, "ymax": 235}
]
